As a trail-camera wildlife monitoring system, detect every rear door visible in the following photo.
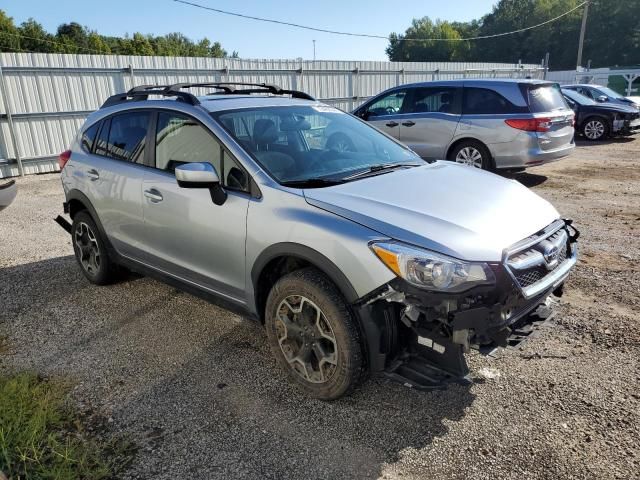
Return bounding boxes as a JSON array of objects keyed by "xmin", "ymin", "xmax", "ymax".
[
  {"xmin": 81, "ymin": 110, "xmax": 151, "ymax": 258},
  {"xmin": 356, "ymin": 88, "xmax": 411, "ymax": 139},
  {"xmin": 398, "ymin": 86, "xmax": 461, "ymax": 159},
  {"xmin": 525, "ymin": 83, "xmax": 575, "ymax": 152},
  {"xmin": 139, "ymin": 110, "xmax": 250, "ymax": 303}
]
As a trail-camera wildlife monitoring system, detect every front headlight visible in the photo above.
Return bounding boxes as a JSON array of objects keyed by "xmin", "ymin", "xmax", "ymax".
[{"xmin": 370, "ymin": 241, "xmax": 495, "ymax": 292}]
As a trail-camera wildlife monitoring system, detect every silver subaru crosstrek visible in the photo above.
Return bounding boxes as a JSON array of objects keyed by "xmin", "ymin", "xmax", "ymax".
[
  {"xmin": 58, "ymin": 82, "xmax": 578, "ymax": 400},
  {"xmin": 351, "ymin": 79, "xmax": 575, "ymax": 171}
]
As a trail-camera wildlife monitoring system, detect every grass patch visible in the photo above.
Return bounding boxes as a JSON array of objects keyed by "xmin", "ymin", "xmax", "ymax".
[{"xmin": 0, "ymin": 373, "xmax": 135, "ymax": 480}]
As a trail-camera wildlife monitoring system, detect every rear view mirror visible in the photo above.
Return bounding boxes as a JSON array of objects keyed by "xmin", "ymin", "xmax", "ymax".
[
  {"xmin": 175, "ymin": 162, "xmax": 227, "ymax": 205},
  {"xmin": 597, "ymin": 95, "xmax": 608, "ymax": 103}
]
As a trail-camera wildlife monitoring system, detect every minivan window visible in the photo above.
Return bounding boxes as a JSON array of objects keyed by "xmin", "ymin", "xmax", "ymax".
[
  {"xmin": 409, "ymin": 87, "xmax": 460, "ymax": 114},
  {"xmin": 527, "ymin": 84, "xmax": 569, "ymax": 113},
  {"xmin": 463, "ymin": 88, "xmax": 527, "ymax": 115},
  {"xmin": 104, "ymin": 112, "xmax": 150, "ymax": 163},
  {"xmin": 365, "ymin": 89, "xmax": 409, "ymax": 117},
  {"xmin": 81, "ymin": 122, "xmax": 100, "ymax": 154},
  {"xmin": 155, "ymin": 112, "xmax": 248, "ymax": 191}
]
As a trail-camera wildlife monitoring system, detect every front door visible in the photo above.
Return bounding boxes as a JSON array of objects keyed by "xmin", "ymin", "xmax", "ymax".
[
  {"xmin": 360, "ymin": 88, "xmax": 411, "ymax": 139},
  {"xmin": 139, "ymin": 111, "xmax": 251, "ymax": 304}
]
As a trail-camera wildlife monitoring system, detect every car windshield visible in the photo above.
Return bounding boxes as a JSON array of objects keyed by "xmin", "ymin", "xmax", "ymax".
[
  {"xmin": 597, "ymin": 86, "xmax": 625, "ymax": 100},
  {"xmin": 562, "ymin": 89, "xmax": 597, "ymax": 106},
  {"xmin": 212, "ymin": 105, "xmax": 424, "ymax": 185}
]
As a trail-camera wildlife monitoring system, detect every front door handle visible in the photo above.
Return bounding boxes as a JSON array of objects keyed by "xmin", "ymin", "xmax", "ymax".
[
  {"xmin": 86, "ymin": 169, "xmax": 100, "ymax": 181},
  {"xmin": 385, "ymin": 121, "xmax": 399, "ymax": 127},
  {"xmin": 402, "ymin": 121, "xmax": 416, "ymax": 127},
  {"xmin": 143, "ymin": 189, "xmax": 163, "ymax": 203}
]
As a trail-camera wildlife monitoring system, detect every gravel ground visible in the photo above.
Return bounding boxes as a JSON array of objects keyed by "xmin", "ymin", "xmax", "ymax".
[{"xmin": 1, "ymin": 139, "xmax": 639, "ymax": 479}]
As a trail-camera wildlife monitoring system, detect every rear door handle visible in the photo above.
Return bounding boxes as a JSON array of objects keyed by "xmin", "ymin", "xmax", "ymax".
[
  {"xmin": 86, "ymin": 169, "xmax": 100, "ymax": 181},
  {"xmin": 402, "ymin": 121, "xmax": 415, "ymax": 127},
  {"xmin": 385, "ymin": 121, "xmax": 399, "ymax": 127},
  {"xmin": 143, "ymin": 188, "xmax": 163, "ymax": 203}
]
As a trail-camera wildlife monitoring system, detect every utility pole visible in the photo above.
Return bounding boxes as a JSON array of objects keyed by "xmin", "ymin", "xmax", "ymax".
[
  {"xmin": 576, "ymin": 0, "xmax": 590, "ymax": 69},
  {"xmin": 313, "ymin": 40, "xmax": 316, "ymax": 62}
]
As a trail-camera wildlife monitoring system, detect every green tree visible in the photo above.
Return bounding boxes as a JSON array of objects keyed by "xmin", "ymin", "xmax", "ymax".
[
  {"xmin": 18, "ymin": 18, "xmax": 55, "ymax": 52},
  {"xmin": 0, "ymin": 10, "xmax": 20, "ymax": 52}
]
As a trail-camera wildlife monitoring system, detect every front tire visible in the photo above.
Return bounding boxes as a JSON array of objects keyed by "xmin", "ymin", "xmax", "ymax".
[
  {"xmin": 265, "ymin": 268, "xmax": 364, "ymax": 400},
  {"xmin": 582, "ymin": 117, "xmax": 609, "ymax": 141},
  {"xmin": 448, "ymin": 140, "xmax": 493, "ymax": 171},
  {"xmin": 71, "ymin": 211, "xmax": 118, "ymax": 285}
]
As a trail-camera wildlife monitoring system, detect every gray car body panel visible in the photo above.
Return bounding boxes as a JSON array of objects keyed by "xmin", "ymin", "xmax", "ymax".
[
  {"xmin": 354, "ymin": 79, "xmax": 575, "ymax": 169},
  {"xmin": 62, "ymin": 93, "xmax": 562, "ymax": 318}
]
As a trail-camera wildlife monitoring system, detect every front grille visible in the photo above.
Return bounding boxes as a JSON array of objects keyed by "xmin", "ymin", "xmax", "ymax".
[{"xmin": 505, "ymin": 222, "xmax": 572, "ymax": 295}]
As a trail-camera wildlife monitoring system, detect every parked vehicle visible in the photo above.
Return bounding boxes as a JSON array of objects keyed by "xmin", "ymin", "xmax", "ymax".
[
  {"xmin": 0, "ymin": 179, "xmax": 17, "ymax": 211},
  {"xmin": 562, "ymin": 84, "xmax": 640, "ymax": 110},
  {"xmin": 58, "ymin": 82, "xmax": 579, "ymax": 400},
  {"xmin": 350, "ymin": 79, "xmax": 575, "ymax": 171},
  {"xmin": 561, "ymin": 88, "xmax": 640, "ymax": 140}
]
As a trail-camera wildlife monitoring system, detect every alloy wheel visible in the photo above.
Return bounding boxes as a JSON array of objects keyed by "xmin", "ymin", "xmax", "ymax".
[
  {"xmin": 455, "ymin": 146, "xmax": 484, "ymax": 168},
  {"xmin": 275, "ymin": 295, "xmax": 338, "ymax": 384},
  {"xmin": 584, "ymin": 120, "xmax": 605, "ymax": 140},
  {"xmin": 74, "ymin": 222, "xmax": 101, "ymax": 275}
]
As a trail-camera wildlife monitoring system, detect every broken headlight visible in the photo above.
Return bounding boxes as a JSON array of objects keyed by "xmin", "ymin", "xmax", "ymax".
[{"xmin": 370, "ymin": 241, "xmax": 495, "ymax": 292}]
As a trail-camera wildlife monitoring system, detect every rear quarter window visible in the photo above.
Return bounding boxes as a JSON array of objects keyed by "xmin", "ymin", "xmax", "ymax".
[
  {"xmin": 463, "ymin": 87, "xmax": 528, "ymax": 115},
  {"xmin": 80, "ymin": 122, "xmax": 100, "ymax": 153},
  {"xmin": 526, "ymin": 84, "xmax": 569, "ymax": 113}
]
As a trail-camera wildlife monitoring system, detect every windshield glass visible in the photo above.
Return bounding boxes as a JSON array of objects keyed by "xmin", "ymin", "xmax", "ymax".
[
  {"xmin": 562, "ymin": 89, "xmax": 597, "ymax": 106},
  {"xmin": 527, "ymin": 84, "xmax": 569, "ymax": 112},
  {"xmin": 597, "ymin": 86, "xmax": 625, "ymax": 100},
  {"xmin": 213, "ymin": 105, "xmax": 423, "ymax": 185}
]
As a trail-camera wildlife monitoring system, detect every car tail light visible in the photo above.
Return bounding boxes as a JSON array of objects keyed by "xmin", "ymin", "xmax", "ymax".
[
  {"xmin": 58, "ymin": 150, "xmax": 72, "ymax": 170},
  {"xmin": 504, "ymin": 118, "xmax": 552, "ymax": 132}
]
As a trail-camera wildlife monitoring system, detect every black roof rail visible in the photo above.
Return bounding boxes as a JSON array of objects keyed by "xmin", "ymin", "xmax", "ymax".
[{"xmin": 100, "ymin": 82, "xmax": 315, "ymax": 108}]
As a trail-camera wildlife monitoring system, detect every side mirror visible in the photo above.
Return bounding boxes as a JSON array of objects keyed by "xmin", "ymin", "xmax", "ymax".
[
  {"xmin": 597, "ymin": 95, "xmax": 608, "ymax": 103},
  {"xmin": 175, "ymin": 162, "xmax": 227, "ymax": 206},
  {"xmin": 356, "ymin": 109, "xmax": 370, "ymax": 120}
]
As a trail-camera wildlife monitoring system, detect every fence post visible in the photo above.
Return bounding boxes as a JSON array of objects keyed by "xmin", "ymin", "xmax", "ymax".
[
  {"xmin": 544, "ymin": 53, "xmax": 550, "ymax": 80},
  {"xmin": 351, "ymin": 66, "xmax": 359, "ymax": 111},
  {"xmin": 0, "ymin": 63, "xmax": 24, "ymax": 177},
  {"xmin": 127, "ymin": 64, "xmax": 135, "ymax": 89}
]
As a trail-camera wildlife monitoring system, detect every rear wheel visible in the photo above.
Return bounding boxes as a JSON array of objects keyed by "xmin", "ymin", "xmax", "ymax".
[
  {"xmin": 582, "ymin": 117, "xmax": 609, "ymax": 141},
  {"xmin": 326, "ymin": 133, "xmax": 355, "ymax": 152},
  {"xmin": 448, "ymin": 140, "xmax": 493, "ymax": 171},
  {"xmin": 265, "ymin": 267, "xmax": 364, "ymax": 400},
  {"xmin": 71, "ymin": 211, "xmax": 118, "ymax": 285}
]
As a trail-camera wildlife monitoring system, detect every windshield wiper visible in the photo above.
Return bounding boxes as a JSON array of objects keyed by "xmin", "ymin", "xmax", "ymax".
[
  {"xmin": 280, "ymin": 178, "xmax": 344, "ymax": 188},
  {"xmin": 342, "ymin": 162, "xmax": 423, "ymax": 181}
]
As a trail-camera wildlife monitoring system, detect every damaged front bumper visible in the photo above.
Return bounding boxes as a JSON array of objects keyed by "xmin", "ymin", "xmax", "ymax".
[{"xmin": 355, "ymin": 220, "xmax": 579, "ymax": 390}]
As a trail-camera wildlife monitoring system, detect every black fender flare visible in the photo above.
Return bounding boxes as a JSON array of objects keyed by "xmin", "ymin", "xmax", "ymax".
[
  {"xmin": 65, "ymin": 189, "xmax": 116, "ymax": 253},
  {"xmin": 251, "ymin": 242, "xmax": 360, "ymax": 305}
]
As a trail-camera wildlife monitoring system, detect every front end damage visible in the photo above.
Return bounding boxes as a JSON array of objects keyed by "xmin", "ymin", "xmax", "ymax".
[{"xmin": 355, "ymin": 219, "xmax": 579, "ymax": 389}]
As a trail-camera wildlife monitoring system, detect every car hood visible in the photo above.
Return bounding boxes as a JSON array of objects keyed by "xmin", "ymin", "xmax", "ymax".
[{"xmin": 303, "ymin": 162, "xmax": 560, "ymax": 262}]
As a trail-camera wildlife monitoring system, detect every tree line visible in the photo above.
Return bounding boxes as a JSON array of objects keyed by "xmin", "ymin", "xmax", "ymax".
[
  {"xmin": 0, "ymin": 10, "xmax": 236, "ymax": 58},
  {"xmin": 387, "ymin": 0, "xmax": 640, "ymax": 70}
]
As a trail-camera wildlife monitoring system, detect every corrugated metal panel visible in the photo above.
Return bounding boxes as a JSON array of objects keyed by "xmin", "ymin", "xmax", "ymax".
[{"xmin": 0, "ymin": 52, "xmax": 544, "ymax": 177}]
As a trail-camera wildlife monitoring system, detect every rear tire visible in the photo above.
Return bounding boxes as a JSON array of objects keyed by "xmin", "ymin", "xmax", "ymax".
[
  {"xmin": 265, "ymin": 267, "xmax": 364, "ymax": 400},
  {"xmin": 448, "ymin": 140, "xmax": 493, "ymax": 171},
  {"xmin": 71, "ymin": 211, "xmax": 118, "ymax": 285},
  {"xmin": 326, "ymin": 133, "xmax": 355, "ymax": 152},
  {"xmin": 582, "ymin": 117, "xmax": 609, "ymax": 141}
]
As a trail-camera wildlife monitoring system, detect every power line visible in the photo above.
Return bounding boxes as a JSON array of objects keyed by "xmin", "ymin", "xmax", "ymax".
[
  {"xmin": 0, "ymin": 31, "xmax": 110, "ymax": 54},
  {"xmin": 172, "ymin": 0, "xmax": 587, "ymax": 42}
]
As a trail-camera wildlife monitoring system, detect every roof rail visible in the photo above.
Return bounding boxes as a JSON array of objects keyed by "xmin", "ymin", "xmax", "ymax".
[{"xmin": 100, "ymin": 82, "xmax": 315, "ymax": 108}]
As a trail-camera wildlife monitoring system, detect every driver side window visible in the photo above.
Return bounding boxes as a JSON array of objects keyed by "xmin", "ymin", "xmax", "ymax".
[{"xmin": 365, "ymin": 89, "xmax": 409, "ymax": 117}]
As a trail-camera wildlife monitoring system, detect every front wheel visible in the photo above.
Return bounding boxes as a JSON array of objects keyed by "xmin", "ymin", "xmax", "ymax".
[
  {"xmin": 582, "ymin": 117, "xmax": 609, "ymax": 141},
  {"xmin": 448, "ymin": 140, "xmax": 493, "ymax": 171},
  {"xmin": 265, "ymin": 268, "xmax": 364, "ymax": 400}
]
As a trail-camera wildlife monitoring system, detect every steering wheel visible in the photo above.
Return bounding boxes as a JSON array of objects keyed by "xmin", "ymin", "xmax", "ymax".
[{"xmin": 385, "ymin": 106, "xmax": 397, "ymax": 115}]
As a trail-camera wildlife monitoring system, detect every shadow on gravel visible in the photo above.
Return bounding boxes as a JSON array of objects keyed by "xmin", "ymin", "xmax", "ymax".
[
  {"xmin": 1, "ymin": 256, "xmax": 476, "ymax": 479},
  {"xmin": 575, "ymin": 136, "xmax": 636, "ymax": 146},
  {"xmin": 512, "ymin": 172, "xmax": 549, "ymax": 188}
]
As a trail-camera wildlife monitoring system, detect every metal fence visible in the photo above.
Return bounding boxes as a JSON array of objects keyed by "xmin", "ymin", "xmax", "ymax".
[
  {"xmin": 547, "ymin": 67, "xmax": 640, "ymax": 95},
  {"xmin": 0, "ymin": 52, "xmax": 545, "ymax": 178}
]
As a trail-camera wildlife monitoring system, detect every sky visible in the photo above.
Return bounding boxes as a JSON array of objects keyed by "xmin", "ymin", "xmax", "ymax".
[{"xmin": 4, "ymin": 0, "xmax": 497, "ymax": 60}]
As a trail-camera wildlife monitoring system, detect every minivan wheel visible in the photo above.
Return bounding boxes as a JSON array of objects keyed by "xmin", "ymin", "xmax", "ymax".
[
  {"xmin": 448, "ymin": 140, "xmax": 493, "ymax": 171},
  {"xmin": 265, "ymin": 267, "xmax": 363, "ymax": 400},
  {"xmin": 71, "ymin": 211, "xmax": 117, "ymax": 285},
  {"xmin": 582, "ymin": 117, "xmax": 609, "ymax": 141}
]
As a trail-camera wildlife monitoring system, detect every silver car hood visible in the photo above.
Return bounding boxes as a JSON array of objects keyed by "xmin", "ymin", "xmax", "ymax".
[{"xmin": 303, "ymin": 162, "xmax": 560, "ymax": 262}]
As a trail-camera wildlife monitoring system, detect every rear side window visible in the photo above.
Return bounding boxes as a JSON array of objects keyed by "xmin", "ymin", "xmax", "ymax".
[
  {"xmin": 463, "ymin": 88, "xmax": 527, "ymax": 115},
  {"xmin": 408, "ymin": 87, "xmax": 461, "ymax": 114},
  {"xmin": 80, "ymin": 122, "xmax": 100, "ymax": 153},
  {"xmin": 106, "ymin": 112, "xmax": 150, "ymax": 163},
  {"xmin": 527, "ymin": 84, "xmax": 569, "ymax": 113}
]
